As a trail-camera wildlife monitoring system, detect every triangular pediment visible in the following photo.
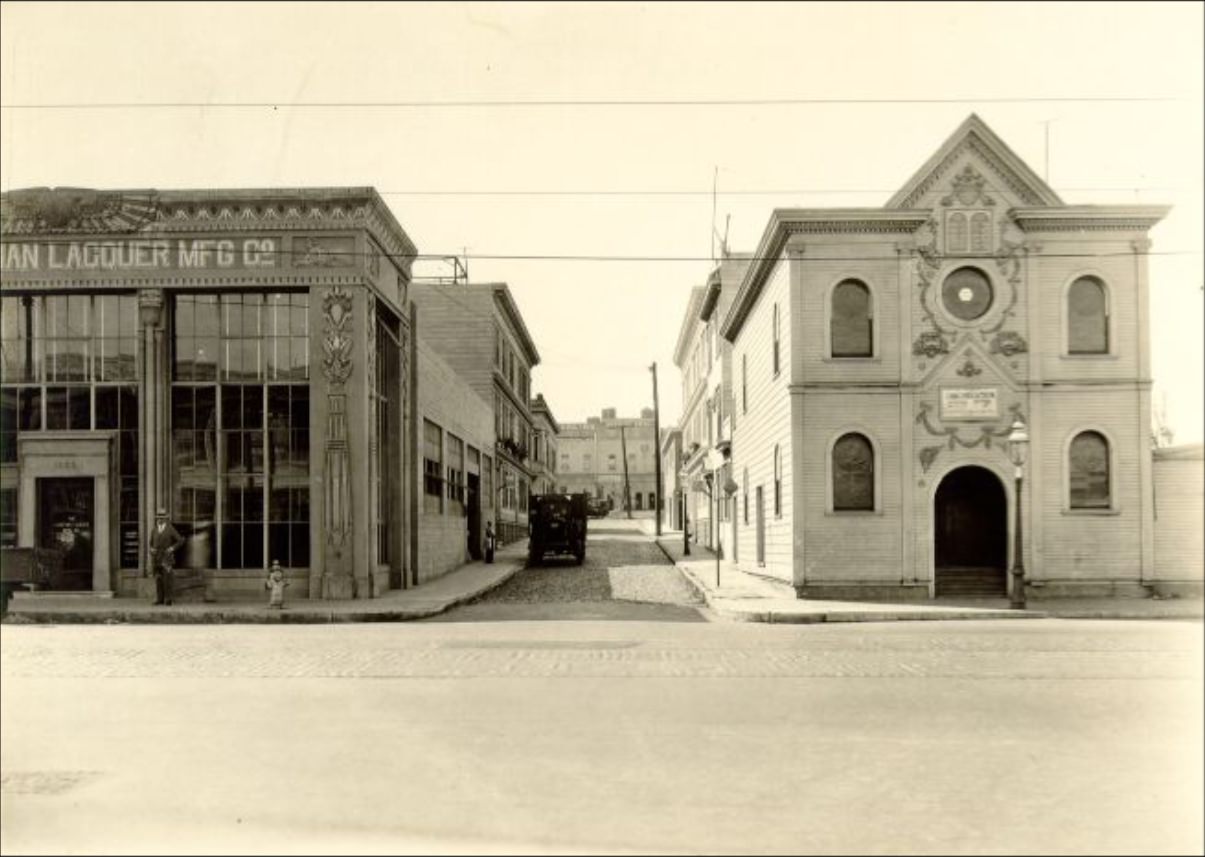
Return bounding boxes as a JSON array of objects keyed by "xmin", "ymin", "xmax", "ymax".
[
  {"xmin": 887, "ymin": 114, "xmax": 1063, "ymax": 210},
  {"xmin": 919, "ymin": 335, "xmax": 1019, "ymax": 392}
]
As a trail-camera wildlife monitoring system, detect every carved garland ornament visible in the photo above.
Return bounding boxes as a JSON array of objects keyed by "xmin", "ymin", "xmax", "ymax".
[{"xmin": 915, "ymin": 402, "xmax": 1024, "ymax": 473}]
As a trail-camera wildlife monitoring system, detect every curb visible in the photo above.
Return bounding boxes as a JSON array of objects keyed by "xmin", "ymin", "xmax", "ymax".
[
  {"xmin": 657, "ymin": 539, "xmax": 1048, "ymax": 624},
  {"xmin": 0, "ymin": 560, "xmax": 525, "ymax": 626}
]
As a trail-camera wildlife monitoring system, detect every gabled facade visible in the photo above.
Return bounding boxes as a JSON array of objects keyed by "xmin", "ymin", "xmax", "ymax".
[{"xmin": 721, "ymin": 114, "xmax": 1174, "ymax": 599}]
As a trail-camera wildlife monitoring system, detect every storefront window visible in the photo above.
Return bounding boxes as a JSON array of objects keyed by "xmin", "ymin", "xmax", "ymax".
[
  {"xmin": 171, "ymin": 293, "xmax": 309, "ymax": 570},
  {"xmin": 0, "ymin": 294, "xmax": 140, "ymax": 566}
]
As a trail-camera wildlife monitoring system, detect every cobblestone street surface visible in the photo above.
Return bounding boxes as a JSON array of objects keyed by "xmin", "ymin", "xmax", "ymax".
[{"xmin": 437, "ymin": 519, "xmax": 705, "ymax": 622}]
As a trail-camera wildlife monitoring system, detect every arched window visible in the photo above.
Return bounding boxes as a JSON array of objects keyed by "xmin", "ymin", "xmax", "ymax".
[
  {"xmin": 1070, "ymin": 431, "xmax": 1111, "ymax": 509},
  {"xmin": 773, "ymin": 445, "xmax": 782, "ymax": 517},
  {"xmin": 832, "ymin": 433, "xmax": 874, "ymax": 511},
  {"xmin": 970, "ymin": 213, "xmax": 991, "ymax": 252},
  {"xmin": 772, "ymin": 303, "xmax": 781, "ymax": 375},
  {"xmin": 1068, "ymin": 276, "xmax": 1109, "ymax": 354},
  {"xmin": 831, "ymin": 280, "xmax": 873, "ymax": 358},
  {"xmin": 947, "ymin": 213, "xmax": 968, "ymax": 252}
]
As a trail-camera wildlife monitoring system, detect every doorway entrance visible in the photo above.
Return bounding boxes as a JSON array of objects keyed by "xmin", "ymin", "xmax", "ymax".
[
  {"xmin": 37, "ymin": 477, "xmax": 95, "ymax": 591},
  {"xmin": 934, "ymin": 466, "xmax": 1007, "ymax": 596},
  {"xmin": 467, "ymin": 473, "xmax": 482, "ymax": 560}
]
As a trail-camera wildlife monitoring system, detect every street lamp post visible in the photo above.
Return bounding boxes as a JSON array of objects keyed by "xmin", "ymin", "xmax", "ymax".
[
  {"xmin": 678, "ymin": 468, "xmax": 690, "ymax": 556},
  {"xmin": 702, "ymin": 472, "xmax": 719, "ymax": 587},
  {"xmin": 1007, "ymin": 417, "xmax": 1030, "ymax": 610}
]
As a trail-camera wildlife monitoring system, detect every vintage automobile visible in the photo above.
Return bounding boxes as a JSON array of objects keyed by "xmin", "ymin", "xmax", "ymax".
[
  {"xmin": 586, "ymin": 496, "xmax": 611, "ymax": 518},
  {"xmin": 528, "ymin": 492, "xmax": 588, "ymax": 566}
]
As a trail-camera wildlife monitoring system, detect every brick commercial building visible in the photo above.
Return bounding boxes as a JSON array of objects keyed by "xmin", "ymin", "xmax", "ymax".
[
  {"xmin": 414, "ymin": 335, "xmax": 494, "ymax": 582},
  {"xmin": 1, "ymin": 187, "xmax": 418, "ymax": 599},
  {"xmin": 719, "ymin": 115, "xmax": 1185, "ymax": 600},
  {"xmin": 410, "ymin": 281, "xmax": 540, "ymax": 545},
  {"xmin": 557, "ymin": 408, "xmax": 658, "ymax": 513}
]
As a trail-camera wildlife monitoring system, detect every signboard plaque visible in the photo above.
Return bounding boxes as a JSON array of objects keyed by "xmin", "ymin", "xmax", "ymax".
[{"xmin": 940, "ymin": 387, "xmax": 999, "ymax": 421}]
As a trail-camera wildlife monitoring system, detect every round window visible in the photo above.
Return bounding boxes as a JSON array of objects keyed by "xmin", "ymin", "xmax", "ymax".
[{"xmin": 941, "ymin": 267, "xmax": 993, "ymax": 321}]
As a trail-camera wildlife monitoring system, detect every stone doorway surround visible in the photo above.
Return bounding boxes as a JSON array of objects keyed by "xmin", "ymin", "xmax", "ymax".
[{"xmin": 17, "ymin": 432, "xmax": 117, "ymax": 593}]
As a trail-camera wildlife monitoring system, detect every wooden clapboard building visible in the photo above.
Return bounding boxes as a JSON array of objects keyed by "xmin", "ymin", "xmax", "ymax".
[{"xmin": 719, "ymin": 115, "xmax": 1184, "ymax": 600}]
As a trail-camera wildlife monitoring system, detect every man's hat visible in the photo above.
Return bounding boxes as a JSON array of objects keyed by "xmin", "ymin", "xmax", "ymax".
[{"xmin": 156, "ymin": 507, "xmax": 168, "ymax": 517}]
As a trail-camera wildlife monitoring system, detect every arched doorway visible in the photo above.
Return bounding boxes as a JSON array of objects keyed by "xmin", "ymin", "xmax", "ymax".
[{"xmin": 934, "ymin": 466, "xmax": 1007, "ymax": 596}]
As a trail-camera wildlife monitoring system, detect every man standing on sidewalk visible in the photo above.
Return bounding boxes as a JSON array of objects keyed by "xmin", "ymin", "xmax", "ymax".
[{"xmin": 148, "ymin": 507, "xmax": 184, "ymax": 606}]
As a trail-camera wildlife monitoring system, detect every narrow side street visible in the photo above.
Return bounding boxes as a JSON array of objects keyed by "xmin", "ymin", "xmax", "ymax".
[{"xmin": 433, "ymin": 517, "xmax": 706, "ymax": 622}]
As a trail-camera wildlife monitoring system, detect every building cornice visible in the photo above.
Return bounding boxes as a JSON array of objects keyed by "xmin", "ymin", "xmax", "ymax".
[
  {"xmin": 1010, "ymin": 206, "xmax": 1171, "ymax": 233},
  {"xmin": 0, "ymin": 186, "xmax": 419, "ymax": 277},
  {"xmin": 673, "ymin": 286, "xmax": 707, "ymax": 366},
  {"xmin": 489, "ymin": 284, "xmax": 541, "ymax": 367},
  {"xmin": 720, "ymin": 209, "xmax": 930, "ymax": 342}
]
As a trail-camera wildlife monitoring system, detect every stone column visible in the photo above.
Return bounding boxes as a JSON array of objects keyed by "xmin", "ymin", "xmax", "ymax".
[{"xmin": 137, "ymin": 289, "xmax": 166, "ymax": 594}]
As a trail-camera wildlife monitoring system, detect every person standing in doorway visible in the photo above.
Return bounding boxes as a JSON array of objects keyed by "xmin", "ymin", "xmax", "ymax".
[{"xmin": 148, "ymin": 507, "xmax": 184, "ymax": 606}]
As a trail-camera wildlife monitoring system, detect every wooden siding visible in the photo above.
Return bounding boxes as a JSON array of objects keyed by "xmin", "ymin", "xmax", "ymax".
[{"xmin": 731, "ymin": 256, "xmax": 793, "ymax": 583}]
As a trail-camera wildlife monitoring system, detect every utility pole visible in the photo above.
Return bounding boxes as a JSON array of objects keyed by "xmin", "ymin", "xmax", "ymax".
[
  {"xmin": 619, "ymin": 424, "xmax": 632, "ymax": 519},
  {"xmin": 650, "ymin": 362, "xmax": 663, "ymax": 537}
]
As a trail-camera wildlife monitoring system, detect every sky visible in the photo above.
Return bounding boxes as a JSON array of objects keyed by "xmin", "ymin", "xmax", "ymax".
[{"xmin": 2, "ymin": 1, "xmax": 1202, "ymax": 440}]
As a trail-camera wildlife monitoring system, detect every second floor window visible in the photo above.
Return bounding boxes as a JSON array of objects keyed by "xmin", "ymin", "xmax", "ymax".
[
  {"xmin": 1068, "ymin": 276, "xmax": 1109, "ymax": 355},
  {"xmin": 831, "ymin": 280, "xmax": 872, "ymax": 358}
]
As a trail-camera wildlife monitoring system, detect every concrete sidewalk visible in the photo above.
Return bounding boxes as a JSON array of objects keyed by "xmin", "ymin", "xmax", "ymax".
[
  {"xmin": 1, "ymin": 543, "xmax": 528, "ymax": 625},
  {"xmin": 651, "ymin": 529, "xmax": 1204, "ymax": 623}
]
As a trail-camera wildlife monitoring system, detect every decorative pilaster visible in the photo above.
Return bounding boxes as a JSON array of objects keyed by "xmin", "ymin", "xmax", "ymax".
[{"xmin": 321, "ymin": 286, "xmax": 356, "ymax": 598}]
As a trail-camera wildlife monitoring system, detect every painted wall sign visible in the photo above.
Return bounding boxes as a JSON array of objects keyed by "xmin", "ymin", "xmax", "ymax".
[
  {"xmin": 0, "ymin": 237, "xmax": 280, "ymax": 273},
  {"xmin": 940, "ymin": 387, "xmax": 999, "ymax": 420}
]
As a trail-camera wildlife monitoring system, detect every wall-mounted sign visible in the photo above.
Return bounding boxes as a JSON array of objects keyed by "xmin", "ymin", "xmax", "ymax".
[
  {"xmin": 1, "ymin": 237, "xmax": 280, "ymax": 273},
  {"xmin": 940, "ymin": 387, "xmax": 999, "ymax": 420}
]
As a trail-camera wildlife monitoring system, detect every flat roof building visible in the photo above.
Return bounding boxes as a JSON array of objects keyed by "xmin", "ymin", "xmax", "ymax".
[{"xmin": 1, "ymin": 186, "xmax": 416, "ymax": 599}]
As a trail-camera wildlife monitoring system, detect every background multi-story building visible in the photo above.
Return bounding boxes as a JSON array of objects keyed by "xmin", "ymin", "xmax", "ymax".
[
  {"xmin": 529, "ymin": 393, "xmax": 559, "ymax": 496},
  {"xmin": 410, "ymin": 281, "xmax": 540, "ymax": 544},
  {"xmin": 556, "ymin": 408, "xmax": 658, "ymax": 512},
  {"xmin": 672, "ymin": 253, "xmax": 752, "ymax": 552}
]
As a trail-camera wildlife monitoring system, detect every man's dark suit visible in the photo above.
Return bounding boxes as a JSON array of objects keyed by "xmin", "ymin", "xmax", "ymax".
[{"xmin": 149, "ymin": 520, "xmax": 185, "ymax": 605}]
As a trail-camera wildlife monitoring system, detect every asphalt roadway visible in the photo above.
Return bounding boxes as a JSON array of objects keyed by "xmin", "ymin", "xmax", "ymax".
[{"xmin": 1, "ymin": 525, "xmax": 1202, "ymax": 855}]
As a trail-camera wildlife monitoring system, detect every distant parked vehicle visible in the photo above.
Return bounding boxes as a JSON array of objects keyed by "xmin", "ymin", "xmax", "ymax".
[
  {"xmin": 586, "ymin": 497, "xmax": 610, "ymax": 518},
  {"xmin": 528, "ymin": 493, "xmax": 588, "ymax": 565}
]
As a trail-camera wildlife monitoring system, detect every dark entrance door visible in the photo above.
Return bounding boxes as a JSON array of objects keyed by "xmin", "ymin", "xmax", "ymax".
[
  {"xmin": 37, "ymin": 477, "xmax": 95, "ymax": 591},
  {"xmin": 934, "ymin": 466, "xmax": 1007, "ymax": 596},
  {"xmin": 466, "ymin": 473, "xmax": 482, "ymax": 560}
]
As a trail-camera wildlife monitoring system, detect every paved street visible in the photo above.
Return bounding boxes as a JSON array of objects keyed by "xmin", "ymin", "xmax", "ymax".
[
  {"xmin": 2, "ymin": 614, "xmax": 1202, "ymax": 855},
  {"xmin": 435, "ymin": 518, "xmax": 706, "ymax": 623}
]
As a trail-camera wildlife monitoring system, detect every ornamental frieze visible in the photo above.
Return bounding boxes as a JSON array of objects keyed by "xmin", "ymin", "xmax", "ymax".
[
  {"xmin": 915, "ymin": 401, "xmax": 1025, "ymax": 473},
  {"xmin": 1, "ymin": 187, "xmax": 160, "ymax": 234}
]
